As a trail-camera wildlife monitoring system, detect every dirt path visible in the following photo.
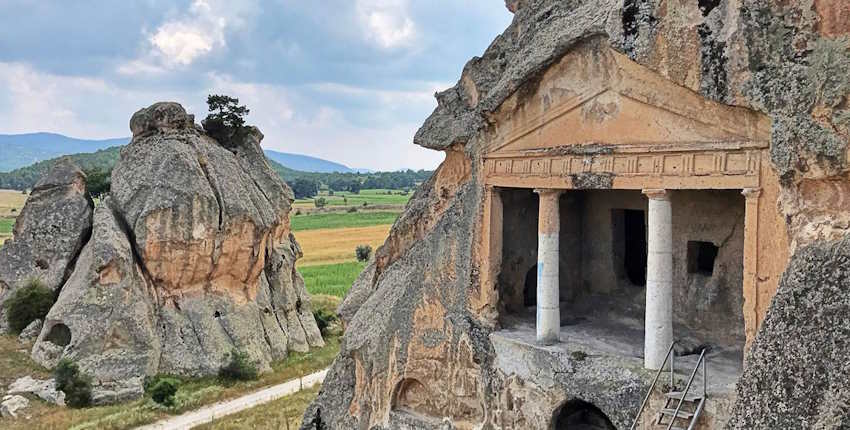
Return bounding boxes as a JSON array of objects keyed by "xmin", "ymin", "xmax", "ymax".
[{"xmin": 136, "ymin": 369, "xmax": 328, "ymax": 430}]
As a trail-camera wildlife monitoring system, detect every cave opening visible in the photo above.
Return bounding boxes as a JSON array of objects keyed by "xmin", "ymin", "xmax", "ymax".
[
  {"xmin": 698, "ymin": 0, "xmax": 721, "ymax": 16},
  {"xmin": 553, "ymin": 399, "xmax": 616, "ymax": 430},
  {"xmin": 45, "ymin": 323, "xmax": 71, "ymax": 347}
]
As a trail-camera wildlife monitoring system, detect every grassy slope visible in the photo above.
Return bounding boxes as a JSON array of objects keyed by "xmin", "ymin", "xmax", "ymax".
[
  {"xmin": 5, "ymin": 339, "xmax": 341, "ymax": 430},
  {"xmin": 291, "ymin": 211, "xmax": 398, "ymax": 231},
  {"xmin": 196, "ymin": 385, "xmax": 320, "ymax": 430},
  {"xmin": 300, "ymin": 261, "xmax": 367, "ymax": 297}
]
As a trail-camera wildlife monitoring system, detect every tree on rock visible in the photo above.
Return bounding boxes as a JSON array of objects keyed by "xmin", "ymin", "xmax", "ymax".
[
  {"xmin": 202, "ymin": 95, "xmax": 250, "ymax": 148},
  {"xmin": 84, "ymin": 167, "xmax": 111, "ymax": 199}
]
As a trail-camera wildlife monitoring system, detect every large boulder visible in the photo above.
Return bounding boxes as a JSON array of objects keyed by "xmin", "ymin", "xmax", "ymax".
[
  {"xmin": 23, "ymin": 102, "xmax": 322, "ymax": 402},
  {"xmin": 0, "ymin": 158, "xmax": 93, "ymax": 333},
  {"xmin": 728, "ymin": 236, "xmax": 850, "ymax": 428}
]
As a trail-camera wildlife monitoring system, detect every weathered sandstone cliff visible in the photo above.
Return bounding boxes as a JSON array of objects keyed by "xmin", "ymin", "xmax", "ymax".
[
  {"xmin": 303, "ymin": 0, "xmax": 850, "ymax": 428},
  {"xmin": 1, "ymin": 102, "xmax": 322, "ymax": 403}
]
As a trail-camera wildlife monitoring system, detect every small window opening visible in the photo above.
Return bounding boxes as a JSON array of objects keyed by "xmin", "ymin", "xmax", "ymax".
[
  {"xmin": 688, "ymin": 241, "xmax": 718, "ymax": 275},
  {"xmin": 524, "ymin": 265, "xmax": 537, "ymax": 307}
]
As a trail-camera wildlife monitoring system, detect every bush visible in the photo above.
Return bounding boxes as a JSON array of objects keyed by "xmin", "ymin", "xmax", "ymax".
[
  {"xmin": 291, "ymin": 178, "xmax": 319, "ymax": 199},
  {"xmin": 313, "ymin": 308, "xmax": 338, "ymax": 337},
  {"xmin": 218, "ymin": 350, "xmax": 259, "ymax": 382},
  {"xmin": 55, "ymin": 359, "xmax": 92, "ymax": 408},
  {"xmin": 347, "ymin": 206, "xmax": 358, "ymax": 213},
  {"xmin": 355, "ymin": 245, "xmax": 373, "ymax": 262},
  {"xmin": 4, "ymin": 278, "xmax": 54, "ymax": 333},
  {"xmin": 148, "ymin": 377, "xmax": 180, "ymax": 406},
  {"xmin": 314, "ymin": 197, "xmax": 328, "ymax": 208}
]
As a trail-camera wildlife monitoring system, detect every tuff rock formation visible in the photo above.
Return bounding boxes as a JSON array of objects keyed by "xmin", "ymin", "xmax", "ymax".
[
  {"xmin": 1, "ymin": 102, "xmax": 322, "ymax": 404},
  {"xmin": 0, "ymin": 159, "xmax": 93, "ymax": 332},
  {"xmin": 303, "ymin": 0, "xmax": 850, "ymax": 428}
]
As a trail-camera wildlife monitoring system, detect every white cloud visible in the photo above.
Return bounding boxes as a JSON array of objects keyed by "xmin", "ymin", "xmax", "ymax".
[
  {"xmin": 0, "ymin": 64, "xmax": 443, "ymax": 171},
  {"xmin": 119, "ymin": 0, "xmax": 256, "ymax": 75},
  {"xmin": 309, "ymin": 81, "xmax": 448, "ymax": 108},
  {"xmin": 356, "ymin": 0, "xmax": 417, "ymax": 49}
]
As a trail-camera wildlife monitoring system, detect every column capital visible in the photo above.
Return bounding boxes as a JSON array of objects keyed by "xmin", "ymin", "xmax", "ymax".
[
  {"xmin": 533, "ymin": 188, "xmax": 563, "ymax": 197},
  {"xmin": 742, "ymin": 187, "xmax": 762, "ymax": 200},
  {"xmin": 642, "ymin": 188, "xmax": 669, "ymax": 200}
]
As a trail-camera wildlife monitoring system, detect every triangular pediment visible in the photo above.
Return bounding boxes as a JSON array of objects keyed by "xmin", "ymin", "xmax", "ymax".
[{"xmin": 484, "ymin": 39, "xmax": 769, "ymax": 157}]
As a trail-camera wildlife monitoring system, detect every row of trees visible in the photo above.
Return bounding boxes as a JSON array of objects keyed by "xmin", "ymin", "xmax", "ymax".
[{"xmin": 287, "ymin": 169, "xmax": 431, "ymax": 199}]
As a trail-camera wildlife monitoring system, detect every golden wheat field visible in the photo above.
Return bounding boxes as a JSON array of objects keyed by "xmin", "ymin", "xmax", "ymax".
[
  {"xmin": 295, "ymin": 224, "xmax": 390, "ymax": 267},
  {"xmin": 0, "ymin": 189, "xmax": 27, "ymax": 244}
]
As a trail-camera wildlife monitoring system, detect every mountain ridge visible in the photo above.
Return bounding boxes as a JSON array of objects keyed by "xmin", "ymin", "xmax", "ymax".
[{"xmin": 0, "ymin": 132, "xmax": 362, "ymax": 174}]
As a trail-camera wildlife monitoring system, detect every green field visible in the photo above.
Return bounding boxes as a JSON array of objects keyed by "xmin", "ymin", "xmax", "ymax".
[
  {"xmin": 0, "ymin": 217, "xmax": 13, "ymax": 245},
  {"xmin": 300, "ymin": 261, "xmax": 367, "ymax": 297},
  {"xmin": 291, "ymin": 211, "xmax": 398, "ymax": 231},
  {"xmin": 0, "ymin": 218, "xmax": 12, "ymax": 234},
  {"xmin": 294, "ymin": 189, "xmax": 411, "ymax": 208}
]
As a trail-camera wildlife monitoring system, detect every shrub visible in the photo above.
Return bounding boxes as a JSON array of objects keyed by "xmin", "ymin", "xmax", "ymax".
[
  {"xmin": 355, "ymin": 245, "xmax": 373, "ymax": 262},
  {"xmin": 571, "ymin": 350, "xmax": 588, "ymax": 362},
  {"xmin": 314, "ymin": 197, "xmax": 328, "ymax": 208},
  {"xmin": 4, "ymin": 278, "xmax": 54, "ymax": 333},
  {"xmin": 148, "ymin": 377, "xmax": 180, "ymax": 406},
  {"xmin": 55, "ymin": 359, "xmax": 92, "ymax": 408},
  {"xmin": 313, "ymin": 308, "xmax": 338, "ymax": 337},
  {"xmin": 347, "ymin": 206, "xmax": 358, "ymax": 213},
  {"xmin": 218, "ymin": 350, "xmax": 259, "ymax": 382}
]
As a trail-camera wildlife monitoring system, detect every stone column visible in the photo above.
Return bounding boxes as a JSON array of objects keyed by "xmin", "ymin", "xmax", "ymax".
[
  {"xmin": 534, "ymin": 189, "xmax": 562, "ymax": 345},
  {"xmin": 643, "ymin": 189, "xmax": 673, "ymax": 370},
  {"xmin": 741, "ymin": 187, "xmax": 761, "ymax": 352}
]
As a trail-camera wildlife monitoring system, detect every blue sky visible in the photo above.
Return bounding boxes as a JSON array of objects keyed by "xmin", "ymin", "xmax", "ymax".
[{"xmin": 0, "ymin": 1, "xmax": 512, "ymax": 170}]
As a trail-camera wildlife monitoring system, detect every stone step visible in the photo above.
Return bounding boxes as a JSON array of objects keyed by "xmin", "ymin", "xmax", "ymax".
[
  {"xmin": 659, "ymin": 408, "xmax": 694, "ymax": 419},
  {"xmin": 665, "ymin": 391, "xmax": 703, "ymax": 402}
]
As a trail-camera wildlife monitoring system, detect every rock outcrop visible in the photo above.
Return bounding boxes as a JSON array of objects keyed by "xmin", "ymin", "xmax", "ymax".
[
  {"xmin": 0, "ymin": 159, "xmax": 93, "ymax": 332},
  {"xmin": 0, "ymin": 102, "xmax": 322, "ymax": 404},
  {"xmin": 303, "ymin": 0, "xmax": 850, "ymax": 429}
]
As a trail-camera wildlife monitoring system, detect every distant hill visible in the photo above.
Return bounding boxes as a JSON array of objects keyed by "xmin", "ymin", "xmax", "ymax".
[
  {"xmin": 264, "ymin": 150, "xmax": 357, "ymax": 173},
  {"xmin": 0, "ymin": 133, "xmax": 128, "ymax": 172},
  {"xmin": 0, "ymin": 146, "xmax": 123, "ymax": 190},
  {"xmin": 0, "ymin": 133, "xmax": 361, "ymax": 174}
]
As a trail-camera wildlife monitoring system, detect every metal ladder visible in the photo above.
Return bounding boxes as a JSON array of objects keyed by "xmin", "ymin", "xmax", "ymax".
[{"xmin": 630, "ymin": 341, "xmax": 707, "ymax": 430}]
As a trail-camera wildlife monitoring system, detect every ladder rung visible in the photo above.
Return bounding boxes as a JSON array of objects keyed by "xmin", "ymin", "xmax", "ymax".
[
  {"xmin": 659, "ymin": 408, "xmax": 695, "ymax": 419},
  {"xmin": 665, "ymin": 391, "xmax": 702, "ymax": 402}
]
